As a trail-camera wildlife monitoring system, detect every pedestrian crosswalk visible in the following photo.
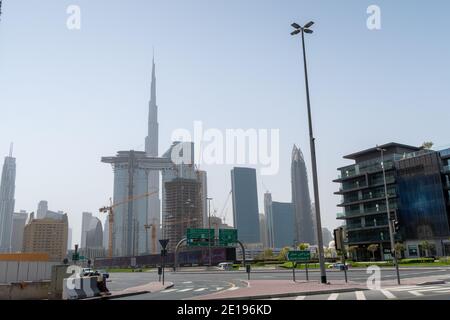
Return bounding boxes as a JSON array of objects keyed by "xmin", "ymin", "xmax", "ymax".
[
  {"xmin": 275, "ymin": 283, "xmax": 450, "ymax": 300},
  {"xmin": 160, "ymin": 285, "xmax": 236, "ymax": 294}
]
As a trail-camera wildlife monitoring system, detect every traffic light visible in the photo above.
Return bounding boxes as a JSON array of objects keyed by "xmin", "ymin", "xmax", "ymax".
[
  {"xmin": 393, "ymin": 219, "xmax": 400, "ymax": 233},
  {"xmin": 333, "ymin": 227, "xmax": 344, "ymax": 251}
]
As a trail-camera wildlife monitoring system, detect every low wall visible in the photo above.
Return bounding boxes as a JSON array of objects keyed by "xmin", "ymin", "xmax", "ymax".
[{"xmin": 0, "ymin": 281, "xmax": 50, "ymax": 300}]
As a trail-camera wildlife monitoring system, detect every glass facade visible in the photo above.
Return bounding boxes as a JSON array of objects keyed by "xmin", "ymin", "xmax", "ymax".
[{"xmin": 271, "ymin": 202, "xmax": 295, "ymax": 248}]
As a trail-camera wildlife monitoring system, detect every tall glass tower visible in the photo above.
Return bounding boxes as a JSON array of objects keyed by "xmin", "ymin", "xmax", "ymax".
[
  {"xmin": 291, "ymin": 145, "xmax": 315, "ymax": 245},
  {"xmin": 0, "ymin": 146, "xmax": 16, "ymax": 253}
]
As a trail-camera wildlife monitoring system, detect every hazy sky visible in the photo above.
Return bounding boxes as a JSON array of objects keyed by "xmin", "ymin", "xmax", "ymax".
[{"xmin": 1, "ymin": 1, "xmax": 449, "ymax": 246}]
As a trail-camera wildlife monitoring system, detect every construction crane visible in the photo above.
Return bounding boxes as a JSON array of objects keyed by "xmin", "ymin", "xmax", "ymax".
[
  {"xmin": 144, "ymin": 220, "xmax": 157, "ymax": 254},
  {"xmin": 99, "ymin": 190, "xmax": 159, "ymax": 258}
]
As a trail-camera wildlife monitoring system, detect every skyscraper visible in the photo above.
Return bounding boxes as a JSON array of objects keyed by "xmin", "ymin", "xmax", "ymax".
[
  {"xmin": 145, "ymin": 56, "xmax": 161, "ymax": 246},
  {"xmin": 67, "ymin": 227, "xmax": 72, "ymax": 251},
  {"xmin": 259, "ymin": 214, "xmax": 268, "ymax": 248},
  {"xmin": 37, "ymin": 200, "xmax": 48, "ymax": 219},
  {"xmin": 231, "ymin": 167, "xmax": 260, "ymax": 244},
  {"xmin": 85, "ymin": 217, "xmax": 103, "ymax": 249},
  {"xmin": 291, "ymin": 145, "xmax": 315, "ymax": 245},
  {"xmin": 0, "ymin": 146, "xmax": 16, "ymax": 253}
]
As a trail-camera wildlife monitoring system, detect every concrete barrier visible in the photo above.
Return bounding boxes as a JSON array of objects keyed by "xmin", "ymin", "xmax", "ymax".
[
  {"xmin": 0, "ymin": 281, "xmax": 51, "ymax": 300},
  {"xmin": 62, "ymin": 276, "xmax": 102, "ymax": 300}
]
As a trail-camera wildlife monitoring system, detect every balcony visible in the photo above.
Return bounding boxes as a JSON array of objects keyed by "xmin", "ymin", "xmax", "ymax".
[
  {"xmin": 338, "ymin": 192, "xmax": 396, "ymax": 207},
  {"xmin": 335, "ymin": 162, "xmax": 394, "ymax": 182},
  {"xmin": 337, "ymin": 206, "xmax": 397, "ymax": 219},
  {"xmin": 346, "ymin": 224, "xmax": 389, "ymax": 232}
]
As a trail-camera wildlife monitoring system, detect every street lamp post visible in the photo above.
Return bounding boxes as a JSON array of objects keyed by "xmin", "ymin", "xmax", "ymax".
[
  {"xmin": 291, "ymin": 21, "xmax": 327, "ymax": 284},
  {"xmin": 377, "ymin": 146, "xmax": 401, "ymax": 285},
  {"xmin": 207, "ymin": 197, "xmax": 213, "ymax": 267}
]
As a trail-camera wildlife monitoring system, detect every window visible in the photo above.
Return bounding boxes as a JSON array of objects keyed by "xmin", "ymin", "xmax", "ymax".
[{"xmin": 408, "ymin": 245, "xmax": 418, "ymax": 257}]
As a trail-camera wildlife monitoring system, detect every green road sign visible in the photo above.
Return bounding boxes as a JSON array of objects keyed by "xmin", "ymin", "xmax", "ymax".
[
  {"xmin": 287, "ymin": 250, "xmax": 311, "ymax": 262},
  {"xmin": 219, "ymin": 229, "xmax": 238, "ymax": 247},
  {"xmin": 187, "ymin": 228, "xmax": 214, "ymax": 247},
  {"xmin": 72, "ymin": 253, "xmax": 79, "ymax": 261}
]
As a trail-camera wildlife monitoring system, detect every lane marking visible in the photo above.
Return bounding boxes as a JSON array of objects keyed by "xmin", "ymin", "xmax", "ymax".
[
  {"xmin": 380, "ymin": 289, "xmax": 396, "ymax": 299},
  {"xmin": 355, "ymin": 291, "xmax": 366, "ymax": 300},
  {"xmin": 408, "ymin": 291, "xmax": 423, "ymax": 296},
  {"xmin": 328, "ymin": 293, "xmax": 339, "ymax": 300},
  {"xmin": 270, "ymin": 298, "xmax": 280, "ymax": 300},
  {"xmin": 433, "ymin": 289, "xmax": 450, "ymax": 293},
  {"xmin": 295, "ymin": 296, "xmax": 306, "ymax": 300},
  {"xmin": 182, "ymin": 281, "xmax": 193, "ymax": 284},
  {"xmin": 177, "ymin": 288, "xmax": 194, "ymax": 292},
  {"xmin": 387, "ymin": 286, "xmax": 441, "ymax": 291},
  {"xmin": 227, "ymin": 287, "xmax": 239, "ymax": 291},
  {"xmin": 194, "ymin": 288, "xmax": 207, "ymax": 292},
  {"xmin": 161, "ymin": 289, "xmax": 177, "ymax": 293},
  {"xmin": 216, "ymin": 287, "xmax": 224, "ymax": 291}
]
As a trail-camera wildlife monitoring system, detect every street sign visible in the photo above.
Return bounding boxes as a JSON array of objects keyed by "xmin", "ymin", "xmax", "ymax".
[
  {"xmin": 287, "ymin": 250, "xmax": 311, "ymax": 262},
  {"xmin": 187, "ymin": 228, "xmax": 214, "ymax": 247},
  {"xmin": 72, "ymin": 253, "xmax": 79, "ymax": 261},
  {"xmin": 159, "ymin": 239, "xmax": 169, "ymax": 249},
  {"xmin": 218, "ymin": 229, "xmax": 238, "ymax": 247}
]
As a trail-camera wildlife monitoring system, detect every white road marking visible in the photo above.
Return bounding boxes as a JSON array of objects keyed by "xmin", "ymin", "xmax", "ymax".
[
  {"xmin": 216, "ymin": 287, "xmax": 224, "ymax": 291},
  {"xmin": 295, "ymin": 296, "xmax": 306, "ymax": 300},
  {"xmin": 177, "ymin": 288, "xmax": 194, "ymax": 292},
  {"xmin": 194, "ymin": 288, "xmax": 207, "ymax": 292},
  {"xmin": 387, "ymin": 286, "xmax": 440, "ymax": 291},
  {"xmin": 182, "ymin": 281, "xmax": 192, "ymax": 284},
  {"xmin": 328, "ymin": 293, "xmax": 339, "ymax": 300},
  {"xmin": 270, "ymin": 298, "xmax": 280, "ymax": 300},
  {"xmin": 409, "ymin": 291, "xmax": 423, "ymax": 296},
  {"xmin": 433, "ymin": 289, "xmax": 450, "ymax": 293},
  {"xmin": 355, "ymin": 291, "xmax": 366, "ymax": 300},
  {"xmin": 161, "ymin": 289, "xmax": 177, "ymax": 293},
  {"xmin": 227, "ymin": 287, "xmax": 239, "ymax": 291},
  {"xmin": 379, "ymin": 289, "xmax": 396, "ymax": 299}
]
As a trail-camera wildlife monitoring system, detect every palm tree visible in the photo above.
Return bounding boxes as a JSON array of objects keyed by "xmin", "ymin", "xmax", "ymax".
[
  {"xmin": 394, "ymin": 242, "xmax": 405, "ymax": 259},
  {"xmin": 367, "ymin": 244, "xmax": 379, "ymax": 261},
  {"xmin": 277, "ymin": 247, "xmax": 290, "ymax": 261},
  {"xmin": 347, "ymin": 246, "xmax": 358, "ymax": 261},
  {"xmin": 419, "ymin": 240, "xmax": 431, "ymax": 257},
  {"xmin": 263, "ymin": 248, "xmax": 274, "ymax": 260}
]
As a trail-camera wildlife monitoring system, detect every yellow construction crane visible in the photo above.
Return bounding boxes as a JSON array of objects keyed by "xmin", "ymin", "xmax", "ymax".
[{"xmin": 99, "ymin": 190, "xmax": 159, "ymax": 258}]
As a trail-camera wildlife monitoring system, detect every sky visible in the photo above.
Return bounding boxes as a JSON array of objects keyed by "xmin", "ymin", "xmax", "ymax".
[{"xmin": 1, "ymin": 0, "xmax": 450, "ymax": 247}]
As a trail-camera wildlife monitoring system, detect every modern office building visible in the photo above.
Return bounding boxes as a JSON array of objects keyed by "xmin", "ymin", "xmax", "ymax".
[
  {"xmin": 197, "ymin": 170, "xmax": 208, "ymax": 228},
  {"xmin": 264, "ymin": 192, "xmax": 275, "ymax": 248},
  {"xmin": 103, "ymin": 217, "xmax": 109, "ymax": 250},
  {"xmin": 0, "ymin": 148, "xmax": 16, "ymax": 253},
  {"xmin": 291, "ymin": 145, "xmax": 315, "ymax": 245},
  {"xmin": 23, "ymin": 213, "xmax": 69, "ymax": 262},
  {"xmin": 335, "ymin": 142, "xmax": 450, "ymax": 260},
  {"xmin": 272, "ymin": 201, "xmax": 295, "ymax": 248},
  {"xmin": 231, "ymin": 167, "xmax": 260, "ymax": 244},
  {"xmin": 322, "ymin": 227, "xmax": 333, "ymax": 246},
  {"xmin": 11, "ymin": 210, "xmax": 28, "ymax": 252}
]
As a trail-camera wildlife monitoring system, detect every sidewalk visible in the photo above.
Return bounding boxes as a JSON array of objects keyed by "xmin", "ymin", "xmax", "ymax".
[
  {"xmin": 191, "ymin": 280, "xmax": 366, "ymax": 300},
  {"xmin": 86, "ymin": 281, "xmax": 174, "ymax": 300}
]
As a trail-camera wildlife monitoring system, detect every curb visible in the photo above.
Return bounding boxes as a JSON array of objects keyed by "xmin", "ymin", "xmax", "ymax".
[
  {"xmin": 86, "ymin": 282, "xmax": 174, "ymax": 300},
  {"xmin": 417, "ymin": 280, "xmax": 447, "ymax": 286}
]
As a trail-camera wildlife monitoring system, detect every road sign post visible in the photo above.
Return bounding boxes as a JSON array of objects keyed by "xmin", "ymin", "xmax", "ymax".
[
  {"xmin": 219, "ymin": 229, "xmax": 238, "ymax": 247},
  {"xmin": 287, "ymin": 250, "xmax": 311, "ymax": 282},
  {"xmin": 187, "ymin": 229, "xmax": 215, "ymax": 247},
  {"xmin": 159, "ymin": 239, "xmax": 169, "ymax": 286}
]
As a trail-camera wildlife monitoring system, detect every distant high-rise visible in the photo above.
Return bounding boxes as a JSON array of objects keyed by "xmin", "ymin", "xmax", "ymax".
[
  {"xmin": 264, "ymin": 192, "xmax": 274, "ymax": 248},
  {"xmin": 85, "ymin": 217, "xmax": 103, "ymax": 249},
  {"xmin": 11, "ymin": 210, "xmax": 28, "ymax": 252},
  {"xmin": 81, "ymin": 212, "xmax": 93, "ymax": 248},
  {"xmin": 291, "ymin": 145, "xmax": 315, "ymax": 245},
  {"xmin": 145, "ymin": 56, "xmax": 161, "ymax": 248},
  {"xmin": 37, "ymin": 200, "xmax": 48, "ymax": 219},
  {"xmin": 259, "ymin": 214, "xmax": 268, "ymax": 248},
  {"xmin": 0, "ymin": 146, "xmax": 16, "ymax": 253},
  {"xmin": 103, "ymin": 217, "xmax": 109, "ymax": 250},
  {"xmin": 67, "ymin": 227, "xmax": 72, "ymax": 251},
  {"xmin": 272, "ymin": 201, "xmax": 295, "ymax": 248},
  {"xmin": 197, "ymin": 170, "xmax": 208, "ymax": 228},
  {"xmin": 231, "ymin": 167, "xmax": 260, "ymax": 244}
]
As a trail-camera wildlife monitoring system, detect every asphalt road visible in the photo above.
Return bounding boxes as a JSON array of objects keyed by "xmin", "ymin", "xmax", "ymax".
[{"xmin": 108, "ymin": 267, "xmax": 450, "ymax": 300}]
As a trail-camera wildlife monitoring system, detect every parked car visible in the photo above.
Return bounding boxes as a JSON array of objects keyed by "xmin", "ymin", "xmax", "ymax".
[
  {"xmin": 328, "ymin": 263, "xmax": 348, "ymax": 270},
  {"xmin": 217, "ymin": 262, "xmax": 234, "ymax": 271},
  {"xmin": 96, "ymin": 269, "xmax": 110, "ymax": 279}
]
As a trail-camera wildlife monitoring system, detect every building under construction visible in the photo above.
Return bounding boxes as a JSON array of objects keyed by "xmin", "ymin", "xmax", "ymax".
[{"xmin": 164, "ymin": 178, "xmax": 203, "ymax": 252}]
